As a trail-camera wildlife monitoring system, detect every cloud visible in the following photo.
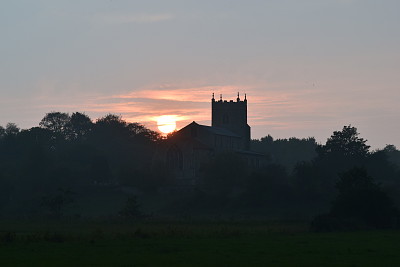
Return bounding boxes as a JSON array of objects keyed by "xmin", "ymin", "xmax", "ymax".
[
  {"xmin": 86, "ymin": 84, "xmax": 246, "ymax": 129},
  {"xmin": 27, "ymin": 81, "xmax": 328, "ymax": 135},
  {"xmin": 33, "ymin": 82, "xmax": 260, "ymax": 131},
  {"xmin": 7, "ymin": 78, "xmax": 399, "ymax": 149},
  {"xmin": 94, "ymin": 13, "xmax": 174, "ymax": 24}
]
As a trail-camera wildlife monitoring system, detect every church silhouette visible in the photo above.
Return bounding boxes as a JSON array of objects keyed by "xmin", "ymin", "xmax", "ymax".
[{"xmin": 155, "ymin": 93, "xmax": 265, "ymax": 186}]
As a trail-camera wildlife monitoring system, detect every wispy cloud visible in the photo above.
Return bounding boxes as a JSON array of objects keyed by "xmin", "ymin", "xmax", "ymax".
[
  {"xmin": 28, "ymin": 81, "xmax": 330, "ymax": 134},
  {"xmin": 93, "ymin": 13, "xmax": 174, "ymax": 24},
  {"xmin": 87, "ymin": 84, "xmax": 250, "ymax": 130},
  {"xmin": 24, "ymin": 79, "xmax": 398, "ymax": 149}
]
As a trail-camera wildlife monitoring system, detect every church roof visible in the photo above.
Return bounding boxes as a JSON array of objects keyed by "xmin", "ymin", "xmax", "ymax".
[{"xmin": 186, "ymin": 121, "xmax": 241, "ymax": 138}]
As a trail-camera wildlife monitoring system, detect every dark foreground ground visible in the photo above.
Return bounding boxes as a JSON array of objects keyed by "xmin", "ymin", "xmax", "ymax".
[{"xmin": 0, "ymin": 220, "xmax": 399, "ymax": 266}]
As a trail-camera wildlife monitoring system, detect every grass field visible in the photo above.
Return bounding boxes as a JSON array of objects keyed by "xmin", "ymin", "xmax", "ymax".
[{"xmin": 1, "ymin": 220, "xmax": 399, "ymax": 266}]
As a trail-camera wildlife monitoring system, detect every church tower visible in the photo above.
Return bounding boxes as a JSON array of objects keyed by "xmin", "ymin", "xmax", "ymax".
[{"xmin": 211, "ymin": 93, "xmax": 251, "ymax": 150}]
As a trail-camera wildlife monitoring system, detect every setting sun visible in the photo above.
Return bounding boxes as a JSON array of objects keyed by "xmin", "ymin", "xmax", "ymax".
[{"xmin": 157, "ymin": 115, "xmax": 177, "ymax": 134}]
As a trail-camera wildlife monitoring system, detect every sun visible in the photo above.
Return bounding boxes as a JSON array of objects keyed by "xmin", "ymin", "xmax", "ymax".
[{"xmin": 157, "ymin": 115, "xmax": 177, "ymax": 134}]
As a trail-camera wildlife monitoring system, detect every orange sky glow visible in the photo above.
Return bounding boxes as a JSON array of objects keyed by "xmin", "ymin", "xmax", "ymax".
[
  {"xmin": 2, "ymin": 1, "xmax": 400, "ymax": 150},
  {"xmin": 4, "ymin": 79, "xmax": 400, "ymax": 149}
]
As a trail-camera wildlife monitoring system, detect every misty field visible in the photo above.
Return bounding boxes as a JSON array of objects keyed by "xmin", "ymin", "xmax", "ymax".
[{"xmin": 1, "ymin": 221, "xmax": 400, "ymax": 266}]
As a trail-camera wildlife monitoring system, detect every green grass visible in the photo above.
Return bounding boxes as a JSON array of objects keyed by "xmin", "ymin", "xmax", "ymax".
[{"xmin": 0, "ymin": 220, "xmax": 399, "ymax": 266}]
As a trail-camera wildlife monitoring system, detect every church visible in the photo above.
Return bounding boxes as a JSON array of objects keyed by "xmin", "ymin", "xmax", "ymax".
[{"xmin": 155, "ymin": 93, "xmax": 265, "ymax": 186}]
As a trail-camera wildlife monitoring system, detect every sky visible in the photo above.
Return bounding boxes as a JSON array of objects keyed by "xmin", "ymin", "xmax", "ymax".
[{"xmin": 1, "ymin": 0, "xmax": 399, "ymax": 149}]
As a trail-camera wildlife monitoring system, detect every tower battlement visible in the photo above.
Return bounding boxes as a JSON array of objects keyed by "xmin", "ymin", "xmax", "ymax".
[{"xmin": 212, "ymin": 92, "xmax": 247, "ymax": 103}]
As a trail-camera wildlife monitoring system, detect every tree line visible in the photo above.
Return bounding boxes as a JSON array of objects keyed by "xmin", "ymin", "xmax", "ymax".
[
  {"xmin": 1, "ymin": 112, "xmax": 400, "ymax": 229},
  {"xmin": 0, "ymin": 112, "xmax": 162, "ymax": 218}
]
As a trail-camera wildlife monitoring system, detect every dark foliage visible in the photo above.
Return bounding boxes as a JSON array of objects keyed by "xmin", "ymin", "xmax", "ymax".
[
  {"xmin": 317, "ymin": 125, "xmax": 370, "ymax": 158},
  {"xmin": 39, "ymin": 112, "xmax": 71, "ymax": 140},
  {"xmin": 0, "ymin": 125, "xmax": 5, "ymax": 138},
  {"xmin": 201, "ymin": 152, "xmax": 247, "ymax": 195},
  {"xmin": 244, "ymin": 164, "xmax": 290, "ymax": 204},
  {"xmin": 5, "ymin": 123, "xmax": 20, "ymax": 136},
  {"xmin": 1, "ymin": 116, "xmax": 400, "ymax": 222},
  {"xmin": 69, "ymin": 112, "xmax": 93, "ymax": 140},
  {"xmin": 311, "ymin": 168, "xmax": 399, "ymax": 231},
  {"xmin": 0, "ymin": 113, "xmax": 161, "ymax": 218},
  {"xmin": 251, "ymin": 135, "xmax": 317, "ymax": 171},
  {"xmin": 293, "ymin": 126, "xmax": 375, "ymax": 202}
]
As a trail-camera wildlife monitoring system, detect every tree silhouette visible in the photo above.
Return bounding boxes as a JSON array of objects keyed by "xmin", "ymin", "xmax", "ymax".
[
  {"xmin": 69, "ymin": 112, "xmax": 93, "ymax": 141},
  {"xmin": 383, "ymin": 145, "xmax": 400, "ymax": 167},
  {"xmin": 39, "ymin": 112, "xmax": 71, "ymax": 139},
  {"xmin": 317, "ymin": 125, "xmax": 370, "ymax": 159},
  {"xmin": 95, "ymin": 114, "xmax": 126, "ymax": 130},
  {"xmin": 5, "ymin": 123, "xmax": 20, "ymax": 136},
  {"xmin": 311, "ymin": 167, "xmax": 399, "ymax": 231},
  {"xmin": 251, "ymin": 135, "xmax": 317, "ymax": 171},
  {"xmin": 3, "ymin": 111, "xmax": 400, "ymax": 221},
  {"xmin": 0, "ymin": 126, "xmax": 5, "ymax": 139}
]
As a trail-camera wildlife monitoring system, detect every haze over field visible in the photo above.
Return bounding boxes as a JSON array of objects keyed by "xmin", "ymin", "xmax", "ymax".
[{"xmin": 1, "ymin": 0, "xmax": 399, "ymax": 148}]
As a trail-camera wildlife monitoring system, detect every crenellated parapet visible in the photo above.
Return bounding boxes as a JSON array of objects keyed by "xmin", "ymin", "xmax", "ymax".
[{"xmin": 211, "ymin": 92, "xmax": 247, "ymax": 103}]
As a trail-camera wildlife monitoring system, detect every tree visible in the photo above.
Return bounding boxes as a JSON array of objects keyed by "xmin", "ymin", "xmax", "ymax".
[
  {"xmin": 39, "ymin": 112, "xmax": 71, "ymax": 137},
  {"xmin": 0, "ymin": 126, "xmax": 5, "ymax": 139},
  {"xmin": 5, "ymin": 123, "xmax": 20, "ymax": 136},
  {"xmin": 69, "ymin": 112, "xmax": 93, "ymax": 140},
  {"xmin": 251, "ymin": 135, "xmax": 317, "ymax": 171},
  {"xmin": 127, "ymin": 122, "xmax": 161, "ymax": 142},
  {"xmin": 317, "ymin": 125, "xmax": 370, "ymax": 159},
  {"xmin": 92, "ymin": 114, "xmax": 130, "ymax": 144},
  {"xmin": 383, "ymin": 144, "xmax": 400, "ymax": 168},
  {"xmin": 312, "ymin": 125, "xmax": 370, "ymax": 189},
  {"xmin": 91, "ymin": 114, "xmax": 159, "ymax": 184},
  {"xmin": 365, "ymin": 148, "xmax": 400, "ymax": 183},
  {"xmin": 95, "ymin": 114, "xmax": 126, "ymax": 129},
  {"xmin": 311, "ymin": 167, "xmax": 399, "ymax": 231}
]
